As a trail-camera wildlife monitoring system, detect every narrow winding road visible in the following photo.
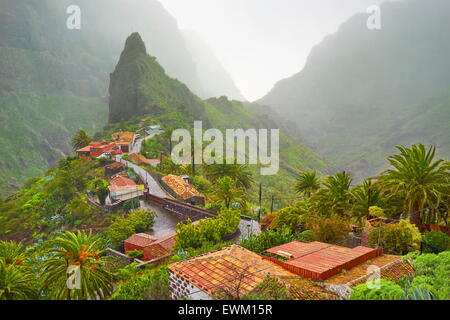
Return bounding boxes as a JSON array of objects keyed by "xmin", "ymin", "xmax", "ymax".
[{"xmin": 117, "ymin": 129, "xmax": 260, "ymax": 242}]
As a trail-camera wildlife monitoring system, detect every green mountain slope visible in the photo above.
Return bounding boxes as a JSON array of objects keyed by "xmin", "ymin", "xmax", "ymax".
[
  {"xmin": 0, "ymin": 0, "xmax": 243, "ymax": 193},
  {"xmin": 259, "ymin": 0, "xmax": 450, "ymax": 180},
  {"xmin": 109, "ymin": 33, "xmax": 329, "ymax": 205}
]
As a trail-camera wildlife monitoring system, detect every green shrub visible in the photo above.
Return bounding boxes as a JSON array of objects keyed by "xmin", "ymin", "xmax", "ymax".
[
  {"xmin": 107, "ymin": 209, "xmax": 156, "ymax": 248},
  {"xmin": 369, "ymin": 220, "xmax": 421, "ymax": 254},
  {"xmin": 123, "ymin": 198, "xmax": 140, "ymax": 213},
  {"xmin": 127, "ymin": 250, "xmax": 144, "ymax": 259},
  {"xmin": 350, "ymin": 279, "xmax": 404, "ymax": 300},
  {"xmin": 409, "ymin": 251, "xmax": 450, "ymax": 300},
  {"xmin": 175, "ymin": 208, "xmax": 241, "ymax": 250},
  {"xmin": 240, "ymin": 228, "xmax": 296, "ymax": 254},
  {"xmin": 298, "ymin": 230, "xmax": 315, "ymax": 242},
  {"xmin": 422, "ymin": 231, "xmax": 450, "ymax": 253},
  {"xmin": 111, "ymin": 267, "xmax": 170, "ymax": 300}
]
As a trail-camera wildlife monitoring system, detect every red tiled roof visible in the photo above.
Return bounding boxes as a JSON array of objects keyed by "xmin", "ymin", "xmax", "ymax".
[
  {"xmin": 110, "ymin": 176, "xmax": 136, "ymax": 187},
  {"xmin": 143, "ymin": 233, "xmax": 176, "ymax": 261},
  {"xmin": 112, "ymin": 131, "xmax": 135, "ymax": 143},
  {"xmin": 169, "ymin": 245, "xmax": 296, "ymax": 297},
  {"xmin": 125, "ymin": 233, "xmax": 159, "ymax": 248},
  {"xmin": 162, "ymin": 174, "xmax": 204, "ymax": 200},
  {"xmin": 76, "ymin": 146, "xmax": 92, "ymax": 152},
  {"xmin": 266, "ymin": 241, "xmax": 380, "ymax": 280}
]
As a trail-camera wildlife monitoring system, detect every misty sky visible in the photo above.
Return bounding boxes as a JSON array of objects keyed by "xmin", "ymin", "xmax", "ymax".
[{"xmin": 159, "ymin": 0, "xmax": 388, "ymax": 101}]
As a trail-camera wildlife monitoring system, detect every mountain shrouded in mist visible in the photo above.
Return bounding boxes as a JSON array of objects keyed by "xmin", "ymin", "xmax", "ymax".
[
  {"xmin": 0, "ymin": 0, "xmax": 243, "ymax": 192},
  {"xmin": 109, "ymin": 32, "xmax": 206, "ymax": 124},
  {"xmin": 109, "ymin": 32, "xmax": 329, "ymax": 201},
  {"xmin": 260, "ymin": 0, "xmax": 450, "ymax": 180}
]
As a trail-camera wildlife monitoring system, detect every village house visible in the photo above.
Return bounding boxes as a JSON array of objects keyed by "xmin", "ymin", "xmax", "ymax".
[
  {"xmin": 262, "ymin": 241, "xmax": 415, "ymax": 299},
  {"xmin": 124, "ymin": 232, "xmax": 176, "ymax": 261},
  {"xmin": 168, "ymin": 245, "xmax": 300, "ymax": 300},
  {"xmin": 112, "ymin": 131, "xmax": 136, "ymax": 153},
  {"xmin": 104, "ymin": 162, "xmax": 125, "ymax": 176},
  {"xmin": 161, "ymin": 174, "xmax": 205, "ymax": 206},
  {"xmin": 168, "ymin": 242, "xmax": 415, "ymax": 300},
  {"xmin": 76, "ymin": 142, "xmax": 123, "ymax": 158},
  {"xmin": 124, "ymin": 233, "xmax": 159, "ymax": 252},
  {"xmin": 108, "ymin": 176, "xmax": 145, "ymax": 202}
]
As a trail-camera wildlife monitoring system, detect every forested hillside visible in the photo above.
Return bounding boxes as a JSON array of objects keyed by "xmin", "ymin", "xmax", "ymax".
[
  {"xmin": 108, "ymin": 32, "xmax": 329, "ymax": 205},
  {"xmin": 0, "ymin": 0, "xmax": 242, "ymax": 193},
  {"xmin": 260, "ymin": 0, "xmax": 450, "ymax": 180}
]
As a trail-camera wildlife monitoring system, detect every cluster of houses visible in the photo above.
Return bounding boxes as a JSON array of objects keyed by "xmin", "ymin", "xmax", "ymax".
[
  {"xmin": 167, "ymin": 241, "xmax": 415, "ymax": 300},
  {"xmin": 76, "ymin": 131, "xmax": 136, "ymax": 159}
]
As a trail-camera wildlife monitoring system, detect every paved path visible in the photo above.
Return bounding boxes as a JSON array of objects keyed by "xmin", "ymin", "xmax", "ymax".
[
  {"xmin": 117, "ymin": 129, "xmax": 260, "ymax": 242},
  {"xmin": 116, "ymin": 129, "xmax": 166, "ymax": 198}
]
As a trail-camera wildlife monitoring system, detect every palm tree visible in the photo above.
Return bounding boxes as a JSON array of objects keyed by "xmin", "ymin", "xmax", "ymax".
[
  {"xmin": 0, "ymin": 240, "xmax": 37, "ymax": 300},
  {"xmin": 71, "ymin": 129, "xmax": 92, "ymax": 151},
  {"xmin": 0, "ymin": 241, "xmax": 26, "ymax": 266},
  {"xmin": 42, "ymin": 231, "xmax": 113, "ymax": 300},
  {"xmin": 203, "ymin": 161, "xmax": 254, "ymax": 190},
  {"xmin": 352, "ymin": 179, "xmax": 384, "ymax": 221},
  {"xmin": 294, "ymin": 171, "xmax": 321, "ymax": 198},
  {"xmin": 378, "ymin": 145, "xmax": 450, "ymax": 227},
  {"xmin": 0, "ymin": 258, "xmax": 37, "ymax": 300},
  {"xmin": 211, "ymin": 176, "xmax": 246, "ymax": 209},
  {"xmin": 314, "ymin": 171, "xmax": 353, "ymax": 216}
]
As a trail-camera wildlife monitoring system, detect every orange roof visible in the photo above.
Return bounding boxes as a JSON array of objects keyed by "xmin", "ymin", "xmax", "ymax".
[
  {"xmin": 110, "ymin": 176, "xmax": 136, "ymax": 187},
  {"xmin": 169, "ymin": 245, "xmax": 296, "ymax": 297},
  {"xmin": 107, "ymin": 162, "xmax": 125, "ymax": 169},
  {"xmin": 112, "ymin": 131, "xmax": 135, "ymax": 143},
  {"xmin": 129, "ymin": 153, "xmax": 154, "ymax": 165},
  {"xmin": 125, "ymin": 233, "xmax": 159, "ymax": 248},
  {"xmin": 76, "ymin": 145, "xmax": 92, "ymax": 152},
  {"xmin": 162, "ymin": 174, "xmax": 204, "ymax": 200},
  {"xmin": 266, "ymin": 241, "xmax": 380, "ymax": 280}
]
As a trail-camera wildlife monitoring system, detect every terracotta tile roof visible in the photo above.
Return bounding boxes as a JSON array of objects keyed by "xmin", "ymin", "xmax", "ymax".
[
  {"xmin": 143, "ymin": 233, "xmax": 176, "ymax": 260},
  {"xmin": 169, "ymin": 245, "xmax": 296, "ymax": 297},
  {"xmin": 129, "ymin": 153, "xmax": 154, "ymax": 165},
  {"xmin": 265, "ymin": 241, "xmax": 380, "ymax": 280},
  {"xmin": 279, "ymin": 276, "xmax": 340, "ymax": 300},
  {"xmin": 162, "ymin": 174, "xmax": 204, "ymax": 200},
  {"xmin": 324, "ymin": 254, "xmax": 414, "ymax": 286},
  {"xmin": 76, "ymin": 145, "xmax": 92, "ymax": 152},
  {"xmin": 112, "ymin": 131, "xmax": 135, "ymax": 143},
  {"xmin": 125, "ymin": 233, "xmax": 159, "ymax": 248},
  {"xmin": 110, "ymin": 176, "xmax": 136, "ymax": 187},
  {"xmin": 110, "ymin": 162, "xmax": 125, "ymax": 169}
]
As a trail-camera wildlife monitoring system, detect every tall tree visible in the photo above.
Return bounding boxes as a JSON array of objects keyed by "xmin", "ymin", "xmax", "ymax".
[
  {"xmin": 378, "ymin": 145, "xmax": 450, "ymax": 227},
  {"xmin": 71, "ymin": 129, "xmax": 92, "ymax": 151},
  {"xmin": 313, "ymin": 171, "xmax": 353, "ymax": 216},
  {"xmin": 42, "ymin": 231, "xmax": 113, "ymax": 300},
  {"xmin": 211, "ymin": 176, "xmax": 246, "ymax": 209},
  {"xmin": 294, "ymin": 171, "xmax": 321, "ymax": 198},
  {"xmin": 0, "ymin": 241, "xmax": 37, "ymax": 300},
  {"xmin": 203, "ymin": 161, "xmax": 254, "ymax": 190},
  {"xmin": 352, "ymin": 179, "xmax": 384, "ymax": 221},
  {"xmin": 0, "ymin": 258, "xmax": 37, "ymax": 300}
]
